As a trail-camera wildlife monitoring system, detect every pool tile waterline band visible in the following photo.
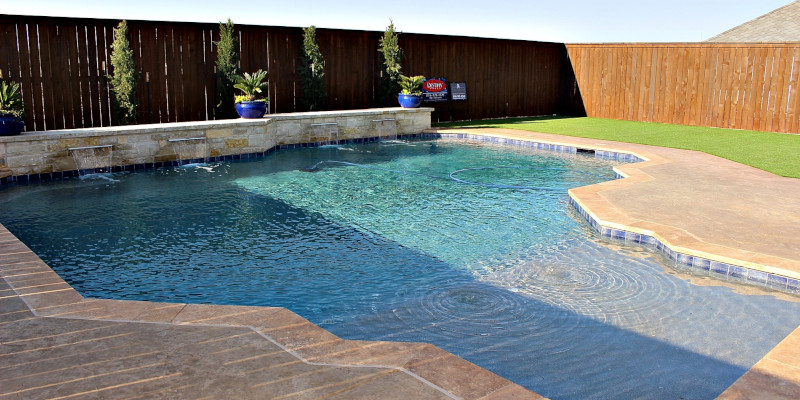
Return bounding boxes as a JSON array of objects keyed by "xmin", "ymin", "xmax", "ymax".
[{"xmin": 1, "ymin": 129, "xmax": 796, "ymax": 296}]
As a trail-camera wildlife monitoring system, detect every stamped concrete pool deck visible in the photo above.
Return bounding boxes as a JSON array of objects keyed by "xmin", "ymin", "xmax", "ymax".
[
  {"xmin": 2, "ymin": 127, "xmax": 800, "ymax": 399},
  {"xmin": 0, "ymin": 228, "xmax": 536, "ymax": 400}
]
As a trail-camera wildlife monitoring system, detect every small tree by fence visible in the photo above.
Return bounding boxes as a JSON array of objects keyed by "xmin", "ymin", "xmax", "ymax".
[
  {"xmin": 215, "ymin": 19, "xmax": 240, "ymax": 120},
  {"xmin": 110, "ymin": 20, "xmax": 137, "ymax": 125},
  {"xmin": 298, "ymin": 26, "xmax": 326, "ymax": 112},
  {"xmin": 378, "ymin": 21, "xmax": 403, "ymax": 107}
]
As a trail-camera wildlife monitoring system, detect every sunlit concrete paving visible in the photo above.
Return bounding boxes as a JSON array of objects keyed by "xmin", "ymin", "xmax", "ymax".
[
  {"xmin": 0, "ymin": 238, "xmax": 536, "ymax": 399},
  {"xmin": 3, "ymin": 127, "xmax": 800, "ymax": 398}
]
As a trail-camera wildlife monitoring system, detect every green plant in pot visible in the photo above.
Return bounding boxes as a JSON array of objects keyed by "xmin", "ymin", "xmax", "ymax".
[
  {"xmin": 398, "ymin": 75, "xmax": 424, "ymax": 108},
  {"xmin": 234, "ymin": 69, "xmax": 269, "ymax": 118},
  {"xmin": 0, "ymin": 80, "xmax": 25, "ymax": 136}
]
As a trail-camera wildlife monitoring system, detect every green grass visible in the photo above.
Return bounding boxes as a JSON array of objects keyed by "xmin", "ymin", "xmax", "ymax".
[{"xmin": 434, "ymin": 116, "xmax": 800, "ymax": 178}]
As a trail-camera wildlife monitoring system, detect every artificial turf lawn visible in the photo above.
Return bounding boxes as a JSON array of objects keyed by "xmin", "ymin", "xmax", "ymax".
[{"xmin": 433, "ymin": 116, "xmax": 800, "ymax": 178}]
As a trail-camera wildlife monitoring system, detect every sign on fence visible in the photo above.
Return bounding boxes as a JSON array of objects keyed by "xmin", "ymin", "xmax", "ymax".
[
  {"xmin": 450, "ymin": 82, "xmax": 467, "ymax": 101},
  {"xmin": 423, "ymin": 78, "xmax": 448, "ymax": 102}
]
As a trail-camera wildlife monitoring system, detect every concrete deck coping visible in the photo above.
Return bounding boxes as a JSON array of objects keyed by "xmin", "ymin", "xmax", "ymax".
[{"xmin": 0, "ymin": 223, "xmax": 540, "ymax": 399}]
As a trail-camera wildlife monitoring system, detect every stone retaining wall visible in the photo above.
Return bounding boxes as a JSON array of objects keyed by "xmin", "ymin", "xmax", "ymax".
[{"xmin": 0, "ymin": 108, "xmax": 431, "ymax": 179}]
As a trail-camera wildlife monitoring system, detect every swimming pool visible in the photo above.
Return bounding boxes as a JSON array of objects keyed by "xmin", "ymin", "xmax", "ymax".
[{"xmin": 1, "ymin": 139, "xmax": 798, "ymax": 399}]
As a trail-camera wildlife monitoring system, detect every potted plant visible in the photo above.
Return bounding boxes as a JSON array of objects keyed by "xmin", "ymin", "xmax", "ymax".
[
  {"xmin": 234, "ymin": 69, "xmax": 268, "ymax": 118},
  {"xmin": 398, "ymin": 75, "xmax": 424, "ymax": 108},
  {"xmin": 0, "ymin": 80, "xmax": 25, "ymax": 136}
]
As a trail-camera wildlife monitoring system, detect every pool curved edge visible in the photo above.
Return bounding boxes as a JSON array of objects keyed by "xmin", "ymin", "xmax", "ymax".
[
  {"xmin": 427, "ymin": 126, "xmax": 800, "ymax": 399},
  {"xmin": 0, "ymin": 225, "xmax": 543, "ymax": 399},
  {"xmin": 427, "ymin": 127, "xmax": 800, "ymax": 294}
]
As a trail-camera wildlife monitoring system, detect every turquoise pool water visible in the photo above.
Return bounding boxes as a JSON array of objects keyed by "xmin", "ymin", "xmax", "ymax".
[{"xmin": 1, "ymin": 139, "xmax": 799, "ymax": 399}]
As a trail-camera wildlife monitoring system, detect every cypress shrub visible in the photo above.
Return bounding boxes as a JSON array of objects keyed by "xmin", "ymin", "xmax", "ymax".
[
  {"xmin": 298, "ymin": 26, "xmax": 326, "ymax": 111},
  {"xmin": 215, "ymin": 19, "xmax": 240, "ymax": 119},
  {"xmin": 378, "ymin": 21, "xmax": 403, "ymax": 107},
  {"xmin": 110, "ymin": 20, "xmax": 138, "ymax": 125}
]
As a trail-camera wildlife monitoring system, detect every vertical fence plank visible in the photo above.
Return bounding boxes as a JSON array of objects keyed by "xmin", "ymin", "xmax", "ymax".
[
  {"xmin": 670, "ymin": 46, "xmax": 680, "ymax": 124},
  {"xmin": 98, "ymin": 24, "xmax": 112, "ymax": 127},
  {"xmin": 85, "ymin": 24, "xmax": 102, "ymax": 128},
  {"xmin": 771, "ymin": 48, "xmax": 789, "ymax": 132},
  {"xmin": 201, "ymin": 28, "xmax": 213, "ymax": 120},
  {"xmin": 182, "ymin": 25, "xmax": 197, "ymax": 122},
  {"xmin": 64, "ymin": 23, "xmax": 83, "ymax": 128},
  {"xmin": 592, "ymin": 46, "xmax": 602, "ymax": 118},
  {"xmin": 657, "ymin": 47, "xmax": 669, "ymax": 123},
  {"xmin": 769, "ymin": 47, "xmax": 785, "ymax": 133},
  {"xmin": 15, "ymin": 22, "xmax": 36, "ymax": 130},
  {"xmin": 35, "ymin": 22, "xmax": 57, "ymax": 131},
  {"xmin": 709, "ymin": 48, "xmax": 723, "ymax": 127},
  {"xmin": 671, "ymin": 46, "xmax": 684, "ymax": 124},
  {"xmin": 686, "ymin": 47, "xmax": 699, "ymax": 127},
  {"xmin": 141, "ymin": 25, "xmax": 160, "ymax": 124},
  {"xmin": 727, "ymin": 47, "xmax": 742, "ymax": 129},
  {"xmin": 614, "ymin": 46, "xmax": 625, "ymax": 120},
  {"xmin": 628, "ymin": 46, "xmax": 639, "ymax": 120},
  {"xmin": 0, "ymin": 21, "xmax": 29, "ymax": 129},
  {"xmin": 0, "ymin": 18, "xmax": 21, "ymax": 84},
  {"xmin": 636, "ymin": 47, "xmax": 650, "ymax": 121},
  {"xmin": 695, "ymin": 46, "xmax": 709, "ymax": 127},
  {"xmin": 21, "ymin": 22, "xmax": 44, "ymax": 131},
  {"xmin": 168, "ymin": 26, "xmax": 183, "ymax": 122},
  {"xmin": 176, "ymin": 26, "xmax": 188, "ymax": 122},
  {"xmin": 52, "ymin": 23, "xmax": 75, "ymax": 129},
  {"xmin": 740, "ymin": 47, "xmax": 756, "ymax": 130},
  {"xmin": 161, "ymin": 26, "xmax": 174, "ymax": 122},
  {"xmin": 786, "ymin": 48, "xmax": 800, "ymax": 133},
  {"xmin": 679, "ymin": 47, "xmax": 692, "ymax": 126},
  {"xmin": 0, "ymin": 21, "xmax": 21, "ymax": 125},
  {"xmin": 758, "ymin": 48, "xmax": 776, "ymax": 132},
  {"xmin": 76, "ymin": 24, "xmax": 94, "ymax": 128}
]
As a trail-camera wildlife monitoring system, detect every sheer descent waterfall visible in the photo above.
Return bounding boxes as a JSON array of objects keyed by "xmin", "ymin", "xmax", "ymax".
[
  {"xmin": 373, "ymin": 119, "xmax": 398, "ymax": 140},
  {"xmin": 311, "ymin": 123, "xmax": 339, "ymax": 145},
  {"xmin": 168, "ymin": 137, "xmax": 207, "ymax": 165},
  {"xmin": 68, "ymin": 145, "xmax": 113, "ymax": 175}
]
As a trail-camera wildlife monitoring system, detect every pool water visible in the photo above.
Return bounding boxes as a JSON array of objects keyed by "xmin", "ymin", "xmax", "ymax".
[{"xmin": 1, "ymin": 139, "xmax": 799, "ymax": 400}]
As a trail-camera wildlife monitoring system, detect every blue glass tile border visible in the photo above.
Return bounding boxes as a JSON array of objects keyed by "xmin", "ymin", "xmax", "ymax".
[
  {"xmin": 436, "ymin": 132, "xmax": 644, "ymax": 163},
  {"xmin": 567, "ymin": 196, "xmax": 797, "ymax": 296}
]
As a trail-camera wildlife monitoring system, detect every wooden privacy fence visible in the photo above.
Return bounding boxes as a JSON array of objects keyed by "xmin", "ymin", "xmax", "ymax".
[
  {"xmin": 0, "ymin": 14, "xmax": 580, "ymax": 131},
  {"xmin": 9, "ymin": 15, "xmax": 797, "ymax": 134},
  {"xmin": 567, "ymin": 43, "xmax": 800, "ymax": 134}
]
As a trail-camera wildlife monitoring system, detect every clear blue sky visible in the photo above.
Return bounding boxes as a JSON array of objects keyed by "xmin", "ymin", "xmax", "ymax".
[{"xmin": 0, "ymin": 0, "xmax": 792, "ymax": 42}]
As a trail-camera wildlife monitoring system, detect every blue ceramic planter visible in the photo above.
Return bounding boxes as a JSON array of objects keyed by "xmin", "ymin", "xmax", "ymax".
[
  {"xmin": 0, "ymin": 113, "xmax": 24, "ymax": 136},
  {"xmin": 398, "ymin": 94, "xmax": 422, "ymax": 108},
  {"xmin": 235, "ymin": 101, "xmax": 268, "ymax": 119}
]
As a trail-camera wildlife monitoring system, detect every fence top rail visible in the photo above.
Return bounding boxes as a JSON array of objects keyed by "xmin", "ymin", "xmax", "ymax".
[
  {"xmin": 0, "ymin": 13, "xmax": 565, "ymax": 47},
  {"xmin": 567, "ymin": 42, "xmax": 800, "ymax": 48}
]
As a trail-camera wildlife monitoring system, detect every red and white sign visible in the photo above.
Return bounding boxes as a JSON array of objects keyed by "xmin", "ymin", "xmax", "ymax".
[
  {"xmin": 422, "ymin": 77, "xmax": 449, "ymax": 102},
  {"xmin": 423, "ymin": 79, "xmax": 446, "ymax": 92}
]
